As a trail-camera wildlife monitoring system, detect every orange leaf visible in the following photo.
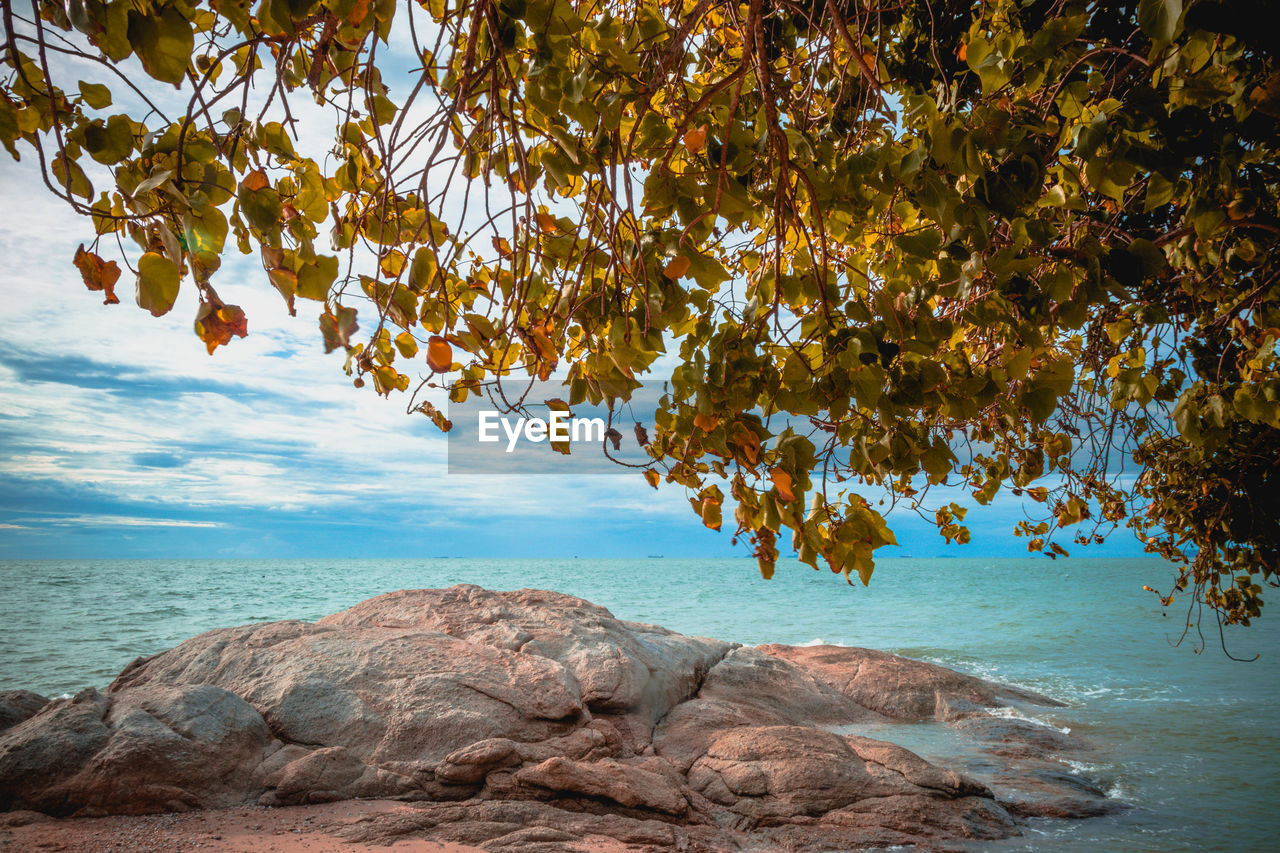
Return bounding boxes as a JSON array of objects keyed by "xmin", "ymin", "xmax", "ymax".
[
  {"xmin": 427, "ymin": 335, "xmax": 452, "ymax": 373},
  {"xmin": 683, "ymin": 124, "xmax": 708, "ymax": 155},
  {"xmin": 693, "ymin": 411, "xmax": 719, "ymax": 432},
  {"xmin": 73, "ymin": 244, "xmax": 121, "ymax": 304},
  {"xmin": 770, "ymin": 467, "xmax": 795, "ymax": 502},
  {"xmin": 728, "ymin": 423, "xmax": 762, "ymax": 466},
  {"xmin": 644, "ymin": 469, "xmax": 660, "ymax": 488},
  {"xmin": 346, "ymin": 0, "xmax": 371, "ymax": 25},
  {"xmin": 492, "ymin": 236, "xmax": 512, "ymax": 257},
  {"xmin": 535, "ymin": 212, "xmax": 557, "ymax": 232},
  {"xmin": 530, "ymin": 317, "xmax": 557, "ymax": 360},
  {"xmin": 664, "ymin": 255, "xmax": 691, "ymax": 279},
  {"xmin": 241, "ymin": 169, "xmax": 270, "ymax": 191}
]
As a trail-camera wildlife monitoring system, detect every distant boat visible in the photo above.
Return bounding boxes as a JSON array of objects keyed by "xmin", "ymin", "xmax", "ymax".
[{"xmin": 647, "ymin": 554, "xmax": 664, "ymax": 558}]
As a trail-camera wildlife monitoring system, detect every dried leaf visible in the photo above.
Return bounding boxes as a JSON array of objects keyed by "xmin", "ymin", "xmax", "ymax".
[
  {"xmin": 194, "ymin": 300, "xmax": 248, "ymax": 354},
  {"xmin": 73, "ymin": 245, "xmax": 121, "ymax": 304}
]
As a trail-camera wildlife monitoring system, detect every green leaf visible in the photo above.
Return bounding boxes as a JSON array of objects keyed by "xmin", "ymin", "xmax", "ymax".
[
  {"xmin": 1137, "ymin": 0, "xmax": 1182, "ymax": 46},
  {"xmin": 182, "ymin": 205, "xmax": 229, "ymax": 255},
  {"xmin": 136, "ymin": 252, "xmax": 181, "ymax": 316},
  {"xmin": 52, "ymin": 154, "xmax": 92, "ymax": 199},
  {"xmin": 297, "ymin": 255, "xmax": 339, "ymax": 300},
  {"xmin": 238, "ymin": 186, "xmax": 283, "ymax": 234},
  {"xmin": 82, "ymin": 115, "xmax": 133, "ymax": 165},
  {"xmin": 78, "ymin": 81, "xmax": 112, "ymax": 109},
  {"xmin": 127, "ymin": 6, "xmax": 194, "ymax": 87}
]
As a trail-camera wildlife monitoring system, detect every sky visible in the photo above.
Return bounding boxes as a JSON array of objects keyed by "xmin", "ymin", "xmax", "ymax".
[{"xmin": 0, "ymin": 16, "xmax": 1148, "ymax": 564}]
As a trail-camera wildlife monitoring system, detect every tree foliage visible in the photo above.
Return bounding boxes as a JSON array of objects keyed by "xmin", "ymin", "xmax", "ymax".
[{"xmin": 2, "ymin": 0, "xmax": 1277, "ymax": 627}]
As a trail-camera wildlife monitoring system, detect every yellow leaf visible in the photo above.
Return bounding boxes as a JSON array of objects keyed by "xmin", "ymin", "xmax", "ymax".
[
  {"xmin": 379, "ymin": 250, "xmax": 406, "ymax": 277},
  {"xmin": 394, "ymin": 331, "xmax": 418, "ymax": 358},
  {"xmin": 700, "ymin": 496, "xmax": 722, "ymax": 531},
  {"xmin": 644, "ymin": 469, "xmax": 660, "ymax": 488},
  {"xmin": 135, "ymin": 252, "xmax": 180, "ymax": 317}
]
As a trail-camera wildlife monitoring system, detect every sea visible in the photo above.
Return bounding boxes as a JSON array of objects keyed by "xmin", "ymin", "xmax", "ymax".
[{"xmin": 0, "ymin": 557, "xmax": 1275, "ymax": 851}]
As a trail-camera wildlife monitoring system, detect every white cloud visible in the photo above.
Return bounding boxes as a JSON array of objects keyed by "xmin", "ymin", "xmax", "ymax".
[{"xmin": 12, "ymin": 514, "xmax": 221, "ymax": 528}]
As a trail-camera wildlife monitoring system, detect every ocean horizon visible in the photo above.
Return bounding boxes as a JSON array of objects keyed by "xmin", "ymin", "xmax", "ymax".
[{"xmin": 1, "ymin": 556, "xmax": 1276, "ymax": 851}]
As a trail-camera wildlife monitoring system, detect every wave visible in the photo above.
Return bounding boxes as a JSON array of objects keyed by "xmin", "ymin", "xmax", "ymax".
[
  {"xmin": 796, "ymin": 637, "xmax": 849, "ymax": 647},
  {"xmin": 984, "ymin": 705, "xmax": 1072, "ymax": 735}
]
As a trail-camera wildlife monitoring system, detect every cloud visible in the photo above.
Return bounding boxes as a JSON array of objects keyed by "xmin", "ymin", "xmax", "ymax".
[{"xmin": 12, "ymin": 514, "xmax": 222, "ymax": 529}]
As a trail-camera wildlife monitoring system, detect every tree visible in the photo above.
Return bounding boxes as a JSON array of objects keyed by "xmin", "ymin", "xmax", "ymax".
[{"xmin": 2, "ymin": 0, "xmax": 1276, "ymax": 628}]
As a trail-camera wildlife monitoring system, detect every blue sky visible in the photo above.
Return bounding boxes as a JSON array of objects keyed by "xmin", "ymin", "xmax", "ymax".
[{"xmin": 0, "ymin": 29, "xmax": 1147, "ymax": 565}]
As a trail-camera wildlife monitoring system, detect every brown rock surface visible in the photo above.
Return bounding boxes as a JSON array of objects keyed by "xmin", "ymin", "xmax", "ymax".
[
  {"xmin": 0, "ymin": 585, "xmax": 1117, "ymax": 850},
  {"xmin": 759, "ymin": 643, "xmax": 1065, "ymax": 720},
  {"xmin": 0, "ymin": 690, "xmax": 48, "ymax": 733}
]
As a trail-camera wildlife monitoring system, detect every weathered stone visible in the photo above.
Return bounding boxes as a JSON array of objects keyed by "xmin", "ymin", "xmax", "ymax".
[
  {"xmin": 760, "ymin": 644, "xmax": 1064, "ymax": 720},
  {"xmin": 0, "ymin": 684, "xmax": 273, "ymax": 815},
  {"xmin": 0, "ymin": 586, "xmax": 1115, "ymax": 849},
  {"xmin": 515, "ymin": 755, "xmax": 689, "ymax": 815},
  {"xmin": 0, "ymin": 691, "xmax": 49, "ymax": 733}
]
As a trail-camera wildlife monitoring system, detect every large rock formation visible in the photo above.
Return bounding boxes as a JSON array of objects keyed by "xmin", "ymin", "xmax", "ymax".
[{"xmin": 0, "ymin": 585, "xmax": 1119, "ymax": 850}]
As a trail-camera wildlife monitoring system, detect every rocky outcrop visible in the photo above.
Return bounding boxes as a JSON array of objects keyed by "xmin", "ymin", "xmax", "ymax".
[
  {"xmin": 0, "ymin": 585, "xmax": 1119, "ymax": 849},
  {"xmin": 0, "ymin": 691, "xmax": 48, "ymax": 734},
  {"xmin": 759, "ymin": 644, "xmax": 1066, "ymax": 720}
]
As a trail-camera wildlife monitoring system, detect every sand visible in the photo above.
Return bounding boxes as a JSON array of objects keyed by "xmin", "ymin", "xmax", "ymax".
[{"xmin": 0, "ymin": 800, "xmax": 497, "ymax": 852}]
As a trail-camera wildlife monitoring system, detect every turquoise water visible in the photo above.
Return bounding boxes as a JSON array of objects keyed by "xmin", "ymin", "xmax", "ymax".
[{"xmin": 0, "ymin": 557, "xmax": 1276, "ymax": 850}]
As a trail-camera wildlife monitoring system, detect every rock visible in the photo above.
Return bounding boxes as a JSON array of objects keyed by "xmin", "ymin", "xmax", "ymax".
[
  {"xmin": 842, "ymin": 735, "xmax": 990, "ymax": 798},
  {"xmin": 0, "ymin": 684, "xmax": 273, "ymax": 815},
  {"xmin": 0, "ymin": 585, "xmax": 1115, "ymax": 850},
  {"xmin": 820, "ymin": 793, "xmax": 1019, "ymax": 842},
  {"xmin": 653, "ymin": 646, "xmax": 886, "ymax": 772},
  {"xmin": 516, "ymin": 755, "xmax": 688, "ymax": 815},
  {"xmin": 989, "ymin": 764, "xmax": 1124, "ymax": 819},
  {"xmin": 334, "ymin": 799, "xmax": 693, "ymax": 851},
  {"xmin": 111, "ymin": 622, "xmax": 585, "ymax": 768},
  {"xmin": 0, "ymin": 691, "xmax": 49, "ymax": 733},
  {"xmin": 759, "ymin": 644, "xmax": 1064, "ymax": 720},
  {"xmin": 267, "ymin": 745, "xmax": 418, "ymax": 805},
  {"xmin": 938, "ymin": 713, "xmax": 1124, "ymax": 819},
  {"xmin": 316, "ymin": 586, "xmax": 734, "ymax": 727},
  {"xmin": 436, "ymin": 738, "xmax": 522, "ymax": 784},
  {"xmin": 949, "ymin": 713, "xmax": 1080, "ymax": 759},
  {"xmin": 0, "ymin": 808, "xmax": 54, "ymax": 827},
  {"xmin": 686, "ymin": 725, "xmax": 1001, "ymax": 827}
]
